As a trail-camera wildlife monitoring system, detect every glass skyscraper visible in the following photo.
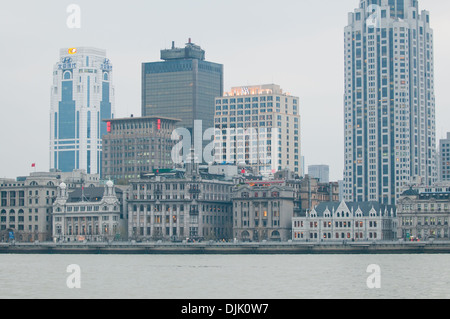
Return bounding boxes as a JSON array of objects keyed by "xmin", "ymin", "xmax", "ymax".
[
  {"xmin": 50, "ymin": 47, "xmax": 115, "ymax": 175},
  {"xmin": 142, "ymin": 40, "xmax": 223, "ymax": 136},
  {"xmin": 343, "ymin": 0, "xmax": 436, "ymax": 205}
]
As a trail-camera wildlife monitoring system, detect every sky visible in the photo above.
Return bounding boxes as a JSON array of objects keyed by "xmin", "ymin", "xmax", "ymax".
[{"xmin": 0, "ymin": 0, "xmax": 449, "ymax": 182}]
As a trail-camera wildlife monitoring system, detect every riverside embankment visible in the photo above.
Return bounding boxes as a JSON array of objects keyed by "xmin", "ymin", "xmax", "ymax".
[{"xmin": 1, "ymin": 241, "xmax": 450, "ymax": 255}]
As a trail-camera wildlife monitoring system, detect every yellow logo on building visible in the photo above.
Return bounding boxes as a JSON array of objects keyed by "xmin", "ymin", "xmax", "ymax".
[{"xmin": 68, "ymin": 48, "xmax": 78, "ymax": 55}]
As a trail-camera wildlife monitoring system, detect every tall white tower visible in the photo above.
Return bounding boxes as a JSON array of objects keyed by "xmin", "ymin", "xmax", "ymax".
[
  {"xmin": 343, "ymin": 0, "xmax": 436, "ymax": 205},
  {"xmin": 50, "ymin": 47, "xmax": 115, "ymax": 175}
]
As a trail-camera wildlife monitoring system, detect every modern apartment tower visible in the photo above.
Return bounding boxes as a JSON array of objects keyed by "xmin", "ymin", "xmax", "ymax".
[
  {"xmin": 343, "ymin": 0, "xmax": 436, "ymax": 205},
  {"xmin": 50, "ymin": 47, "xmax": 115, "ymax": 175},
  {"xmin": 142, "ymin": 40, "xmax": 223, "ymax": 137},
  {"xmin": 214, "ymin": 84, "xmax": 301, "ymax": 177}
]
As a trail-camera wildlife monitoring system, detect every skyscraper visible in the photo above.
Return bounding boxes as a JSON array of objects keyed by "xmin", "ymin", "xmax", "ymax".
[
  {"xmin": 142, "ymin": 40, "xmax": 223, "ymax": 136},
  {"xmin": 50, "ymin": 47, "xmax": 115, "ymax": 175},
  {"xmin": 343, "ymin": 0, "xmax": 436, "ymax": 205}
]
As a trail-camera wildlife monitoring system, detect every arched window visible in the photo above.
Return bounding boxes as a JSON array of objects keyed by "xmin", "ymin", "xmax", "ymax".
[
  {"xmin": 63, "ymin": 71, "xmax": 72, "ymax": 80},
  {"xmin": 103, "ymin": 72, "xmax": 109, "ymax": 81},
  {"xmin": 47, "ymin": 182, "xmax": 55, "ymax": 187},
  {"xmin": 29, "ymin": 181, "xmax": 38, "ymax": 186}
]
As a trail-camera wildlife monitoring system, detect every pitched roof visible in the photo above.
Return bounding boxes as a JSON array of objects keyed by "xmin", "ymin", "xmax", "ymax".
[
  {"xmin": 313, "ymin": 201, "xmax": 396, "ymax": 217},
  {"xmin": 67, "ymin": 187, "xmax": 122, "ymax": 203},
  {"xmin": 401, "ymin": 188, "xmax": 419, "ymax": 196}
]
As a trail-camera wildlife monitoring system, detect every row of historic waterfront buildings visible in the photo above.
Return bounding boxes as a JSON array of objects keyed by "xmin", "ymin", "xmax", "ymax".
[{"xmin": 2, "ymin": 165, "xmax": 450, "ymax": 243}]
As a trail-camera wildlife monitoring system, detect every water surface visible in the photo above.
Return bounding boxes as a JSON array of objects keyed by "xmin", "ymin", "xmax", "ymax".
[{"xmin": 0, "ymin": 254, "xmax": 448, "ymax": 299}]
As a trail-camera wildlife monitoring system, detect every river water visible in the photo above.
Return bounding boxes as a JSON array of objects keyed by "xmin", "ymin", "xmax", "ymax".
[{"xmin": 0, "ymin": 254, "xmax": 449, "ymax": 299}]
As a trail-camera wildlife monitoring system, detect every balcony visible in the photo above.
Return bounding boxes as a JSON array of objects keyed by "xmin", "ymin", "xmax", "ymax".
[{"xmin": 189, "ymin": 185, "xmax": 201, "ymax": 194}]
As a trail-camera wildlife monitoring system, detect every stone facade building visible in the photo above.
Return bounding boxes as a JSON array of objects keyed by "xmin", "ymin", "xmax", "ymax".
[
  {"xmin": 397, "ymin": 185, "xmax": 450, "ymax": 241},
  {"xmin": 292, "ymin": 201, "xmax": 397, "ymax": 242},
  {"xmin": 232, "ymin": 180, "xmax": 295, "ymax": 242},
  {"xmin": 274, "ymin": 171, "xmax": 340, "ymax": 216},
  {"xmin": 0, "ymin": 170, "xmax": 100, "ymax": 242},
  {"xmin": 127, "ymin": 165, "xmax": 234, "ymax": 242},
  {"xmin": 52, "ymin": 181, "xmax": 126, "ymax": 242}
]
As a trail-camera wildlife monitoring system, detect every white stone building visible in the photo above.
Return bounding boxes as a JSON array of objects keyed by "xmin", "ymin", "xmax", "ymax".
[
  {"xmin": 292, "ymin": 201, "xmax": 397, "ymax": 242},
  {"xmin": 52, "ymin": 181, "xmax": 126, "ymax": 242}
]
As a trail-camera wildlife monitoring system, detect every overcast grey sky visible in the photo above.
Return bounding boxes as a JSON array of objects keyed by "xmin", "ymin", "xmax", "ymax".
[{"xmin": 0, "ymin": 0, "xmax": 449, "ymax": 182}]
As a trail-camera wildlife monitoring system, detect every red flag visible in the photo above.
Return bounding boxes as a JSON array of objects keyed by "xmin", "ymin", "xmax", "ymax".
[{"xmin": 31, "ymin": 163, "xmax": 36, "ymax": 168}]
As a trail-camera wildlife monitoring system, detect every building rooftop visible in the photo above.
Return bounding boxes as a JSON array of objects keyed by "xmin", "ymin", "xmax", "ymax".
[
  {"xmin": 160, "ymin": 39, "xmax": 205, "ymax": 61},
  {"xmin": 223, "ymin": 84, "xmax": 289, "ymax": 97},
  {"xmin": 67, "ymin": 187, "xmax": 122, "ymax": 203},
  {"xmin": 401, "ymin": 188, "xmax": 420, "ymax": 197},
  {"xmin": 59, "ymin": 47, "xmax": 106, "ymax": 57},
  {"xmin": 103, "ymin": 116, "xmax": 181, "ymax": 123},
  {"xmin": 313, "ymin": 201, "xmax": 396, "ymax": 217}
]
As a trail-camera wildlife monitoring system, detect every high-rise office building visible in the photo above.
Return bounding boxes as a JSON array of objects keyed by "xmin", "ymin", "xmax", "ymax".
[
  {"xmin": 214, "ymin": 84, "xmax": 301, "ymax": 177},
  {"xmin": 102, "ymin": 116, "xmax": 180, "ymax": 184},
  {"xmin": 142, "ymin": 40, "xmax": 223, "ymax": 137},
  {"xmin": 308, "ymin": 165, "xmax": 330, "ymax": 183},
  {"xmin": 50, "ymin": 47, "xmax": 115, "ymax": 175},
  {"xmin": 343, "ymin": 0, "xmax": 436, "ymax": 205}
]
